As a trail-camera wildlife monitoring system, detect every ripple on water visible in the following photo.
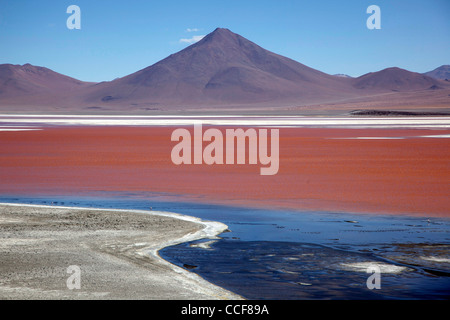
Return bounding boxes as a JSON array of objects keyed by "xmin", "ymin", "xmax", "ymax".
[{"xmin": 161, "ymin": 239, "xmax": 450, "ymax": 300}]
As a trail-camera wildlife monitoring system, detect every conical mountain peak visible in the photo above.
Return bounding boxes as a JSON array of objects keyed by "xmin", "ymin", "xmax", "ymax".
[
  {"xmin": 51, "ymin": 27, "xmax": 449, "ymax": 110},
  {"xmin": 210, "ymin": 27, "xmax": 235, "ymax": 36},
  {"xmin": 81, "ymin": 28, "xmax": 353, "ymax": 106},
  {"xmin": 202, "ymin": 28, "xmax": 238, "ymax": 40},
  {"xmin": 190, "ymin": 27, "xmax": 247, "ymax": 50}
]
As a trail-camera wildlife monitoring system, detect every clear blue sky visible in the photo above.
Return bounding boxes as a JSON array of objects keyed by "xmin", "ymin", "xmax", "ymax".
[{"xmin": 0, "ymin": 0, "xmax": 449, "ymax": 82}]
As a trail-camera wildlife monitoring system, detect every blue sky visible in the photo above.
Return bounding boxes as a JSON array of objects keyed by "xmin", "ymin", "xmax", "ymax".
[{"xmin": 0, "ymin": 0, "xmax": 449, "ymax": 82}]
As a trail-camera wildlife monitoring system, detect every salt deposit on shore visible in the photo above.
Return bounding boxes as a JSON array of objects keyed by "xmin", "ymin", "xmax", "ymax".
[{"xmin": 0, "ymin": 203, "xmax": 242, "ymax": 300}]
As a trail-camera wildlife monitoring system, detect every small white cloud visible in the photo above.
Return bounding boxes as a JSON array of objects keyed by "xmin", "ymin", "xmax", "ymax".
[
  {"xmin": 186, "ymin": 28, "xmax": 200, "ymax": 32},
  {"xmin": 179, "ymin": 35, "xmax": 205, "ymax": 44}
]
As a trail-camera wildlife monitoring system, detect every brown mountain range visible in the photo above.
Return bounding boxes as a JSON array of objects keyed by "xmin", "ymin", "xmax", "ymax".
[{"xmin": 0, "ymin": 28, "xmax": 448, "ymax": 114}]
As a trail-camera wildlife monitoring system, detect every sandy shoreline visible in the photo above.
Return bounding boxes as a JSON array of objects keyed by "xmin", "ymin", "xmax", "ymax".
[{"xmin": 0, "ymin": 203, "xmax": 242, "ymax": 300}]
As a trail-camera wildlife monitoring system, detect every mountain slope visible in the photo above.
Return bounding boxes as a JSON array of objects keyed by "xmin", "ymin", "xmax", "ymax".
[
  {"xmin": 423, "ymin": 65, "xmax": 450, "ymax": 80},
  {"xmin": 80, "ymin": 28, "xmax": 356, "ymax": 107},
  {"xmin": 0, "ymin": 63, "xmax": 95, "ymax": 111},
  {"xmin": 352, "ymin": 67, "xmax": 444, "ymax": 91},
  {"xmin": 0, "ymin": 63, "xmax": 91, "ymax": 98}
]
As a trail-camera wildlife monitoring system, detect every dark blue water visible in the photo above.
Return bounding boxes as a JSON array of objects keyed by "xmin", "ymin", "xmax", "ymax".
[{"xmin": 1, "ymin": 193, "xmax": 450, "ymax": 299}]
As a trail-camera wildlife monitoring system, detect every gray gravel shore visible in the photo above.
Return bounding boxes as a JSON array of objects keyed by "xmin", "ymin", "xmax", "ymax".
[{"xmin": 0, "ymin": 203, "xmax": 242, "ymax": 300}]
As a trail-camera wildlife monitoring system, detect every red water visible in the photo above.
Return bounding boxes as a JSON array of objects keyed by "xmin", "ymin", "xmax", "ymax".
[{"xmin": 1, "ymin": 126, "xmax": 449, "ymax": 217}]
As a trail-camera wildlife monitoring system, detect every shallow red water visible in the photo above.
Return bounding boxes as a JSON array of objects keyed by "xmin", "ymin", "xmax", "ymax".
[{"xmin": 0, "ymin": 126, "xmax": 449, "ymax": 217}]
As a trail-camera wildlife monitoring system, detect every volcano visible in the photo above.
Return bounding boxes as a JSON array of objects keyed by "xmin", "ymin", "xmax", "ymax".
[
  {"xmin": 0, "ymin": 28, "xmax": 448, "ymax": 113},
  {"xmin": 79, "ymin": 28, "xmax": 357, "ymax": 108}
]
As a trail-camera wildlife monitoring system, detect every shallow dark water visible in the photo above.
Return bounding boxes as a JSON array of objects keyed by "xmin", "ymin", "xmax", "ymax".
[
  {"xmin": 1, "ymin": 193, "xmax": 450, "ymax": 300},
  {"xmin": 161, "ymin": 240, "xmax": 450, "ymax": 300}
]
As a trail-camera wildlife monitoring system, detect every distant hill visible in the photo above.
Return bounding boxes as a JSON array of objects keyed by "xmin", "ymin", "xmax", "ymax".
[
  {"xmin": 0, "ymin": 63, "xmax": 90, "ymax": 97},
  {"xmin": 423, "ymin": 65, "xmax": 450, "ymax": 80},
  {"xmin": 0, "ymin": 63, "xmax": 93, "ymax": 109},
  {"xmin": 352, "ymin": 67, "xmax": 444, "ymax": 91}
]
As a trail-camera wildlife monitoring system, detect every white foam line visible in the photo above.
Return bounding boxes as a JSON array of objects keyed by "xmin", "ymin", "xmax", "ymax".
[
  {"xmin": 340, "ymin": 262, "xmax": 410, "ymax": 274},
  {"xmin": 0, "ymin": 203, "xmax": 227, "ymax": 254},
  {"xmin": 0, "ymin": 114, "xmax": 300, "ymax": 119},
  {"xmin": 0, "ymin": 202, "xmax": 239, "ymax": 299},
  {"xmin": 0, "ymin": 203, "xmax": 228, "ymax": 256},
  {"xmin": 0, "ymin": 114, "xmax": 446, "ymax": 120},
  {"xmin": 0, "ymin": 129, "xmax": 42, "ymax": 131},
  {"xmin": 421, "ymin": 256, "xmax": 450, "ymax": 263},
  {"xmin": 0, "ymin": 202, "xmax": 226, "ymax": 239},
  {"xmin": 419, "ymin": 134, "xmax": 450, "ymax": 138},
  {"xmin": 1, "ymin": 117, "xmax": 450, "ymax": 128},
  {"xmin": 330, "ymin": 137, "xmax": 405, "ymax": 140}
]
